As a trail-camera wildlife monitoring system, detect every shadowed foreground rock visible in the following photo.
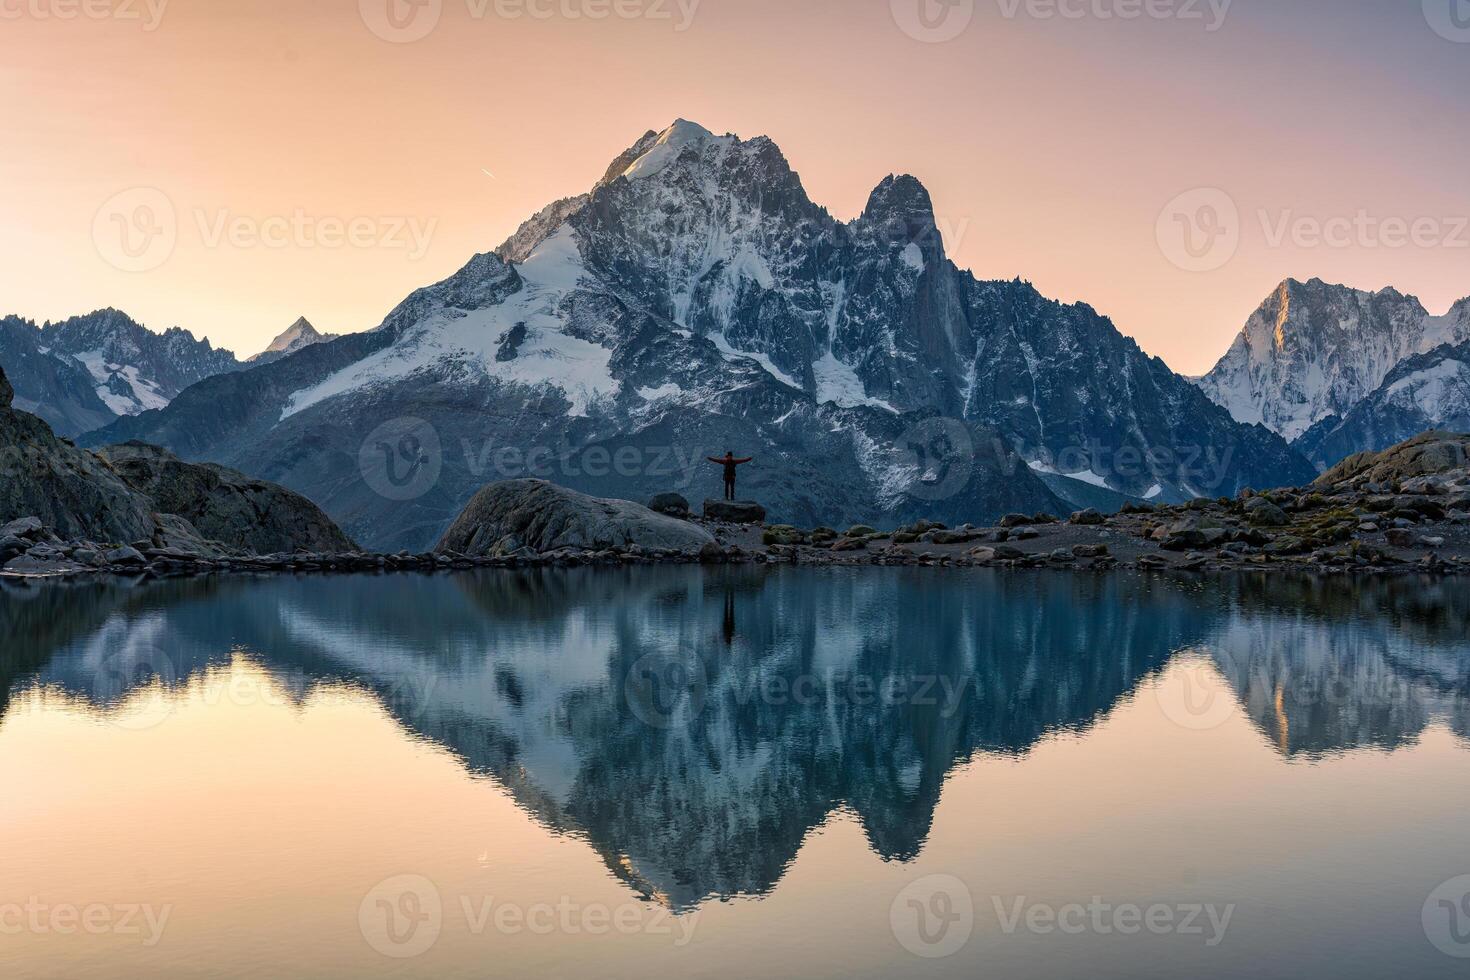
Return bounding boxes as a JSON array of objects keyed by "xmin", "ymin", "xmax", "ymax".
[
  {"xmin": 704, "ymin": 499, "xmax": 767, "ymax": 524},
  {"xmin": 0, "ymin": 365, "xmax": 157, "ymax": 542},
  {"xmin": 437, "ymin": 479, "xmax": 715, "ymax": 556},
  {"xmin": 1, "ymin": 365, "xmax": 358, "ymax": 573},
  {"xmin": 97, "ymin": 442, "xmax": 357, "ymax": 555}
]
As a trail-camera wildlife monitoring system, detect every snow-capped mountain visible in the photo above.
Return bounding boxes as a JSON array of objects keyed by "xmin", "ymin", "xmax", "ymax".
[
  {"xmin": 38, "ymin": 309, "xmax": 241, "ymax": 417},
  {"xmin": 0, "ymin": 309, "xmax": 241, "ymax": 435},
  {"xmin": 0, "ymin": 315, "xmax": 115, "ymax": 436},
  {"xmin": 247, "ymin": 317, "xmax": 338, "ymax": 365},
  {"xmin": 1295, "ymin": 339, "xmax": 1470, "ymax": 467},
  {"xmin": 1194, "ymin": 279, "xmax": 1470, "ymax": 442},
  {"xmin": 86, "ymin": 120, "xmax": 1312, "ymax": 549}
]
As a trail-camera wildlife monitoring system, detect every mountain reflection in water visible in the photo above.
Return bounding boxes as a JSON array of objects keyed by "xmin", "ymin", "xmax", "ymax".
[{"xmin": 2, "ymin": 567, "xmax": 1468, "ymax": 911}]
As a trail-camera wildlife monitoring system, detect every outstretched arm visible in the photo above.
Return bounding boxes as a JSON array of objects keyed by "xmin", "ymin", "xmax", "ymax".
[
  {"xmin": 707, "ymin": 457, "xmax": 724, "ymax": 464},
  {"xmin": 735, "ymin": 457, "xmax": 753, "ymax": 465}
]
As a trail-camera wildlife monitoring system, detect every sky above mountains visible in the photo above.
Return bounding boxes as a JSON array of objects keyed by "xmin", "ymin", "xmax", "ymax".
[{"xmin": 2, "ymin": 0, "xmax": 1468, "ymax": 374}]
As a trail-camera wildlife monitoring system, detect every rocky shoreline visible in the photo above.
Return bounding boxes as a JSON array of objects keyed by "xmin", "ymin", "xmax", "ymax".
[
  {"xmin": 5, "ymin": 485, "xmax": 1469, "ymax": 582},
  {"xmin": 6, "ymin": 426, "xmax": 1469, "ymax": 583}
]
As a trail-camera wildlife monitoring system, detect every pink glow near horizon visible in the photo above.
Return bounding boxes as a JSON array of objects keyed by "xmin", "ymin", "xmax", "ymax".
[{"xmin": 1, "ymin": 0, "xmax": 1467, "ymax": 373}]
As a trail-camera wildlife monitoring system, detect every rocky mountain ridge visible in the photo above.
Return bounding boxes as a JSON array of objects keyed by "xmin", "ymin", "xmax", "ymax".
[
  {"xmin": 83, "ymin": 120, "xmax": 1312, "ymax": 549},
  {"xmin": 1195, "ymin": 278, "xmax": 1470, "ymax": 442},
  {"xmin": 0, "ymin": 308, "xmax": 242, "ymax": 434}
]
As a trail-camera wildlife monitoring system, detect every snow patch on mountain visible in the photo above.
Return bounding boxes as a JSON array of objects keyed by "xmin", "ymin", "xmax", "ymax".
[
  {"xmin": 1383, "ymin": 357, "xmax": 1467, "ymax": 409},
  {"xmin": 283, "ymin": 226, "xmax": 616, "ymax": 419},
  {"xmin": 620, "ymin": 119, "xmax": 732, "ymax": 182},
  {"xmin": 813, "ymin": 352, "xmax": 897, "ymax": 412},
  {"xmin": 74, "ymin": 350, "xmax": 172, "ymax": 414}
]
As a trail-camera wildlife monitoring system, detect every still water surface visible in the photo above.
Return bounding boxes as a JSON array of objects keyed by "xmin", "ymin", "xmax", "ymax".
[{"xmin": 2, "ymin": 568, "xmax": 1469, "ymax": 978}]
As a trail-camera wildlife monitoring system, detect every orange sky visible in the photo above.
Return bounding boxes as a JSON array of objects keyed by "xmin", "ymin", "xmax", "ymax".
[{"xmin": 2, "ymin": 0, "xmax": 1467, "ymax": 374}]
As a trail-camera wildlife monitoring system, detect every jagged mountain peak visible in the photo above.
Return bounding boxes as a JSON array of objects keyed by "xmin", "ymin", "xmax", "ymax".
[
  {"xmin": 1195, "ymin": 277, "xmax": 1463, "ymax": 440},
  {"xmin": 8, "ymin": 307, "xmax": 242, "ymax": 424},
  {"xmin": 860, "ymin": 174, "xmax": 936, "ymax": 226},
  {"xmin": 248, "ymin": 316, "xmax": 338, "ymax": 363}
]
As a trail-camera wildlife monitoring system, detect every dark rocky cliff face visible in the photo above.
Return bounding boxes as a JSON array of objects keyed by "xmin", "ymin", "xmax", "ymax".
[
  {"xmin": 1, "ymin": 365, "xmax": 355, "ymax": 554},
  {"xmin": 0, "ymin": 366, "xmax": 158, "ymax": 543},
  {"xmin": 96, "ymin": 442, "xmax": 358, "ymax": 555}
]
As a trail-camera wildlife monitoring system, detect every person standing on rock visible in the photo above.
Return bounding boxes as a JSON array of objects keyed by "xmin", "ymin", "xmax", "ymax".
[{"xmin": 707, "ymin": 451, "xmax": 753, "ymax": 501}]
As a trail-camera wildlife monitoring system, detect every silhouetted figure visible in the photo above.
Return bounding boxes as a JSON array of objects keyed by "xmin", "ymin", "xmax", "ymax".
[
  {"xmin": 722, "ymin": 589, "xmax": 737, "ymax": 647},
  {"xmin": 707, "ymin": 451, "xmax": 753, "ymax": 501}
]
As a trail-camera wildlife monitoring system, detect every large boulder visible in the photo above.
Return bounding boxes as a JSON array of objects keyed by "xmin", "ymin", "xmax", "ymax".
[
  {"xmin": 647, "ymin": 492, "xmax": 691, "ymax": 517},
  {"xmin": 0, "ymin": 366, "xmax": 157, "ymax": 543},
  {"xmin": 96, "ymin": 442, "xmax": 357, "ymax": 554},
  {"xmin": 703, "ymin": 499, "xmax": 767, "ymax": 524},
  {"xmin": 1315, "ymin": 431, "xmax": 1470, "ymax": 488},
  {"xmin": 436, "ymin": 480, "xmax": 715, "ymax": 556}
]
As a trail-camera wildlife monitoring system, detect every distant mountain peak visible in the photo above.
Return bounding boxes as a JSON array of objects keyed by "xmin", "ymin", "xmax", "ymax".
[
  {"xmin": 248, "ymin": 317, "xmax": 338, "ymax": 363},
  {"xmin": 1194, "ymin": 278, "xmax": 1468, "ymax": 441}
]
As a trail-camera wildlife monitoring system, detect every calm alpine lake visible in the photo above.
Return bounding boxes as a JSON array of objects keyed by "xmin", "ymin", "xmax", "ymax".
[{"xmin": 3, "ymin": 568, "xmax": 1469, "ymax": 978}]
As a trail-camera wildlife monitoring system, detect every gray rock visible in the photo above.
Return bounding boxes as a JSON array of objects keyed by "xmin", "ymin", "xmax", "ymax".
[
  {"xmin": 104, "ymin": 545, "xmax": 146, "ymax": 565},
  {"xmin": 703, "ymin": 499, "xmax": 767, "ymax": 524},
  {"xmin": 647, "ymin": 492, "xmax": 691, "ymax": 517},
  {"xmin": 2, "ymin": 555, "xmax": 87, "ymax": 577},
  {"xmin": 1069, "ymin": 508, "xmax": 1104, "ymax": 526},
  {"xmin": 1072, "ymin": 544, "xmax": 1110, "ymax": 558},
  {"xmin": 1314, "ymin": 431, "xmax": 1470, "ymax": 488},
  {"xmin": 437, "ymin": 479, "xmax": 716, "ymax": 556},
  {"xmin": 0, "ymin": 368, "xmax": 158, "ymax": 543},
  {"xmin": 1, "ymin": 516, "xmax": 43, "ymax": 538},
  {"xmin": 1243, "ymin": 496, "xmax": 1289, "ymax": 526},
  {"xmin": 97, "ymin": 442, "xmax": 356, "ymax": 555}
]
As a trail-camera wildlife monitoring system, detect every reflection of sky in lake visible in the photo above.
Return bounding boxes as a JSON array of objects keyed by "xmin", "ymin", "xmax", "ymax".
[{"xmin": 1, "ymin": 567, "xmax": 1468, "ymax": 978}]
